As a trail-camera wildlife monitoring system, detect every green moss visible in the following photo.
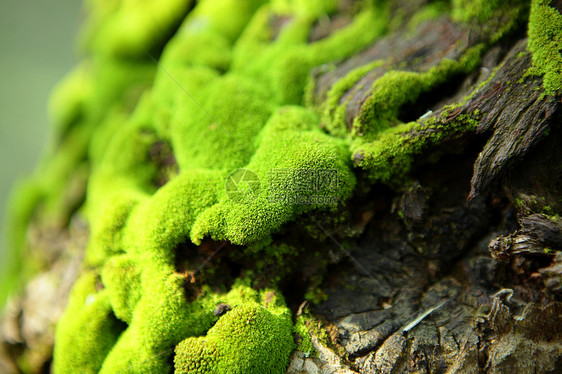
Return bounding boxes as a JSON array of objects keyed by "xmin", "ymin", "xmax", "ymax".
[
  {"xmin": 309, "ymin": 0, "xmax": 524, "ymax": 184},
  {"xmin": 452, "ymin": 0, "xmax": 512, "ymax": 23},
  {"xmin": 190, "ymin": 106, "xmax": 356, "ymax": 245},
  {"xmin": 6, "ymin": 0, "xmax": 545, "ymax": 371},
  {"xmin": 305, "ymin": 287, "xmax": 329, "ymax": 304},
  {"xmin": 80, "ymin": 0, "xmax": 194, "ymax": 57},
  {"xmin": 353, "ymin": 112, "xmax": 479, "ymax": 184},
  {"xmin": 293, "ymin": 310, "xmax": 336, "ymax": 359},
  {"xmin": 528, "ymin": 0, "xmax": 562, "ymax": 95},
  {"xmin": 271, "ymin": 0, "xmax": 338, "ymax": 16},
  {"xmin": 53, "ymin": 271, "xmax": 125, "ymax": 374},
  {"xmin": 356, "ymin": 48, "xmax": 482, "ymax": 136},
  {"xmin": 406, "ymin": 1, "xmax": 449, "ymax": 34},
  {"xmin": 174, "ymin": 284, "xmax": 294, "ymax": 373},
  {"xmin": 293, "ymin": 314, "xmax": 315, "ymax": 356},
  {"xmin": 160, "ymin": 29, "xmax": 232, "ymax": 72},
  {"xmin": 170, "ymin": 73, "xmax": 276, "ymax": 172},
  {"xmin": 322, "ymin": 60, "xmax": 386, "ymax": 138},
  {"xmin": 0, "ymin": 181, "xmax": 44, "ymax": 307},
  {"xmin": 100, "ymin": 255, "xmax": 142, "ymax": 324},
  {"xmin": 48, "ymin": 64, "xmax": 93, "ymax": 136},
  {"xmin": 245, "ymin": 239, "xmax": 303, "ymax": 284},
  {"xmin": 512, "ymin": 193, "xmax": 561, "ymax": 216},
  {"xmin": 330, "ymin": 45, "xmax": 483, "ymax": 183},
  {"xmin": 3, "ymin": 54, "xmax": 158, "ymax": 297},
  {"xmin": 231, "ymin": 2, "xmax": 389, "ymax": 104},
  {"xmin": 123, "ymin": 169, "xmax": 223, "ymax": 263},
  {"xmin": 97, "ymin": 273, "xmax": 222, "ymax": 373}
]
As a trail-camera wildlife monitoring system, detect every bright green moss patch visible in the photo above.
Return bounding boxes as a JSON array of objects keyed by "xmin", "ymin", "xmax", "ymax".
[
  {"xmin": 80, "ymin": 0, "xmax": 193, "ymax": 57},
  {"xmin": 48, "ymin": 64, "xmax": 93, "ymax": 136},
  {"xmin": 231, "ymin": 2, "xmax": 389, "ymax": 104},
  {"xmin": 528, "ymin": 0, "xmax": 562, "ymax": 95},
  {"xmin": 354, "ymin": 49, "xmax": 483, "ymax": 138},
  {"xmin": 100, "ymin": 255, "xmax": 142, "ymax": 324},
  {"xmin": 96, "ymin": 272, "xmax": 222, "ymax": 374},
  {"xmin": 313, "ymin": 0, "xmax": 526, "ymax": 184},
  {"xmin": 174, "ymin": 284, "xmax": 294, "ymax": 374},
  {"xmin": 326, "ymin": 46, "xmax": 485, "ymax": 183},
  {"xmin": 112, "ymin": 170, "xmax": 220, "ymax": 270},
  {"xmin": 353, "ymin": 111, "xmax": 480, "ymax": 184},
  {"xmin": 0, "ymin": 181, "xmax": 44, "ymax": 307},
  {"xmin": 321, "ymin": 60, "xmax": 386, "ymax": 138},
  {"xmin": 271, "ymin": 0, "xmax": 338, "ymax": 17},
  {"xmin": 294, "ymin": 314, "xmax": 315, "ymax": 357},
  {"xmin": 170, "ymin": 73, "xmax": 276, "ymax": 172},
  {"xmin": 406, "ymin": 1, "xmax": 449, "ymax": 33},
  {"xmin": 190, "ymin": 106, "xmax": 355, "ymax": 245},
  {"xmin": 452, "ymin": 0, "xmax": 512, "ymax": 23},
  {"xmin": 53, "ymin": 271, "xmax": 125, "ymax": 374},
  {"xmin": 293, "ymin": 310, "xmax": 335, "ymax": 358}
]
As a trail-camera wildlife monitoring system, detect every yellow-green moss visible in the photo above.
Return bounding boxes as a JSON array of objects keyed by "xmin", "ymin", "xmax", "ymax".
[
  {"xmin": 44, "ymin": 2, "xmax": 388, "ymax": 370},
  {"xmin": 329, "ymin": 0, "xmax": 524, "ymax": 183},
  {"xmin": 528, "ymin": 0, "xmax": 562, "ymax": 95},
  {"xmin": 325, "ymin": 46, "xmax": 484, "ymax": 183},
  {"xmin": 100, "ymin": 255, "xmax": 142, "ymax": 324},
  {"xmin": 80, "ymin": 0, "xmax": 193, "ymax": 57},
  {"xmin": 189, "ymin": 106, "xmax": 356, "ymax": 245},
  {"xmin": 406, "ymin": 1, "xmax": 449, "ymax": 33},
  {"xmin": 354, "ymin": 47, "xmax": 483, "ymax": 137},
  {"xmin": 53, "ymin": 271, "xmax": 125, "ymax": 374},
  {"xmin": 174, "ymin": 285, "xmax": 294, "ymax": 374},
  {"xmin": 293, "ymin": 314, "xmax": 315, "ymax": 357},
  {"xmin": 452, "ymin": 0, "xmax": 513, "ymax": 23},
  {"xmin": 321, "ymin": 60, "xmax": 386, "ymax": 138},
  {"xmin": 4, "ymin": 0, "xmax": 544, "ymax": 372},
  {"xmin": 352, "ymin": 112, "xmax": 480, "ymax": 184},
  {"xmin": 293, "ymin": 311, "xmax": 334, "ymax": 358}
]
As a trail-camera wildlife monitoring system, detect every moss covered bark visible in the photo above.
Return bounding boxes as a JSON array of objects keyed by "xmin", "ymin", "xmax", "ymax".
[{"xmin": 1, "ymin": 0, "xmax": 561, "ymax": 373}]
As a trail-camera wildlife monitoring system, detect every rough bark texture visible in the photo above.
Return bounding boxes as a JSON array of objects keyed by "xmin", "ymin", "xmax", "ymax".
[
  {"xmin": 2, "ymin": 0, "xmax": 562, "ymax": 373},
  {"xmin": 288, "ymin": 3, "xmax": 562, "ymax": 374}
]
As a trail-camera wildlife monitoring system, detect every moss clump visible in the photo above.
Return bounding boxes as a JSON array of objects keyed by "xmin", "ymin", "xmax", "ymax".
[
  {"xmin": 320, "ymin": 46, "xmax": 485, "ymax": 184},
  {"xmin": 316, "ymin": 0, "xmax": 525, "ymax": 185},
  {"xmin": 80, "ymin": 0, "xmax": 194, "ymax": 57},
  {"xmin": 352, "ymin": 111, "xmax": 480, "ymax": 184},
  {"xmin": 352, "ymin": 53, "xmax": 482, "ymax": 137},
  {"xmin": 100, "ymin": 255, "xmax": 142, "ymax": 324},
  {"xmin": 34, "ymin": 1, "xmax": 391, "ymax": 372},
  {"xmin": 452, "ymin": 0, "xmax": 514, "ymax": 23},
  {"xmin": 189, "ymin": 106, "xmax": 356, "ymax": 245},
  {"xmin": 528, "ymin": 0, "xmax": 562, "ymax": 95},
  {"xmin": 320, "ymin": 60, "xmax": 386, "ymax": 138},
  {"xmin": 293, "ymin": 314, "xmax": 315, "ymax": 357},
  {"xmin": 53, "ymin": 271, "xmax": 125, "ymax": 374},
  {"xmin": 174, "ymin": 285, "xmax": 294, "ymax": 374}
]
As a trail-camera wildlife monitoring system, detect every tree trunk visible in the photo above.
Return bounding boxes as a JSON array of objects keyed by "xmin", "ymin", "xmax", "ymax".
[{"xmin": 1, "ymin": 1, "xmax": 561, "ymax": 373}]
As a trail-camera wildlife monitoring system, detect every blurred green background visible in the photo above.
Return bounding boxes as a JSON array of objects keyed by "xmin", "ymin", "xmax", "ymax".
[{"xmin": 0, "ymin": 1, "xmax": 82, "ymax": 287}]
